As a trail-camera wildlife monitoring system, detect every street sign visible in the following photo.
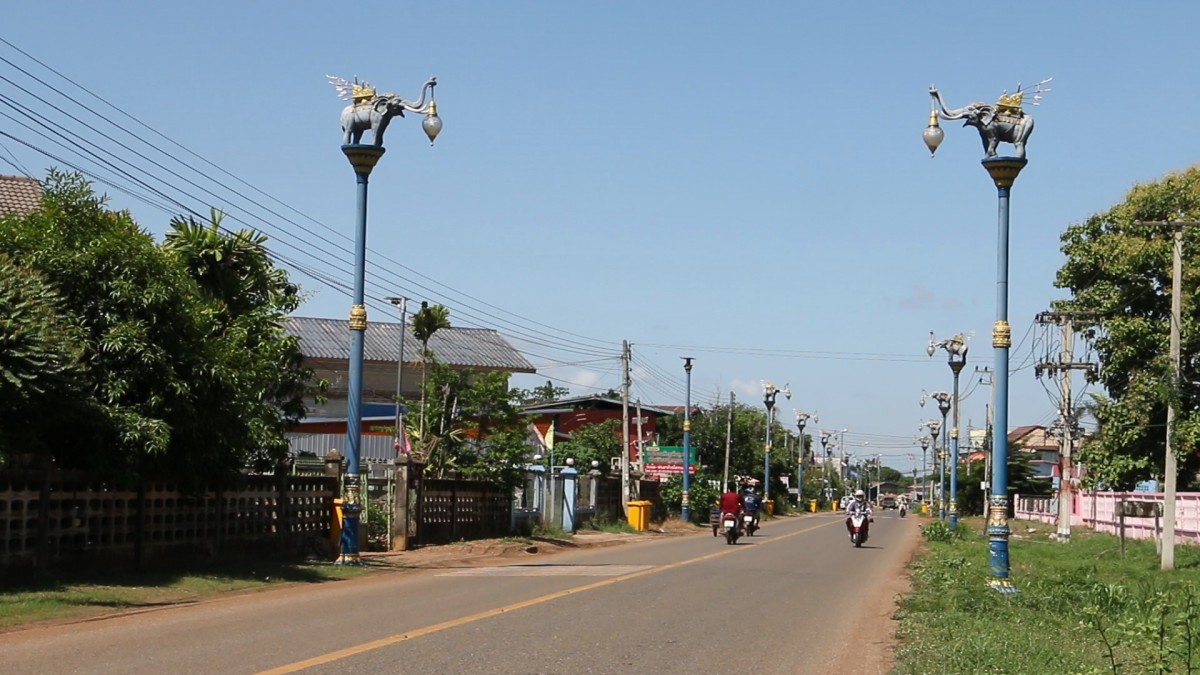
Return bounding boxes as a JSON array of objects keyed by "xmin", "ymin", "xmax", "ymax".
[
  {"xmin": 644, "ymin": 463, "xmax": 696, "ymax": 475},
  {"xmin": 1134, "ymin": 480, "xmax": 1159, "ymax": 493},
  {"xmin": 642, "ymin": 446, "xmax": 697, "ymax": 465}
]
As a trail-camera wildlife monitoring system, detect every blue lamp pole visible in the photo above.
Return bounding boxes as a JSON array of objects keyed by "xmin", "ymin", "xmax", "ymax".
[
  {"xmin": 932, "ymin": 393, "xmax": 951, "ymax": 520},
  {"xmin": 919, "ymin": 416, "xmax": 942, "ymax": 519},
  {"xmin": 930, "ymin": 333, "xmax": 969, "ymax": 529},
  {"xmin": 926, "ymin": 78, "xmax": 1047, "ymax": 593},
  {"xmin": 762, "ymin": 382, "xmax": 791, "ymax": 509},
  {"xmin": 795, "ymin": 410, "xmax": 814, "ymax": 508},
  {"xmin": 332, "ymin": 75, "xmax": 441, "ymax": 564},
  {"xmin": 682, "ymin": 357, "xmax": 695, "ymax": 522}
]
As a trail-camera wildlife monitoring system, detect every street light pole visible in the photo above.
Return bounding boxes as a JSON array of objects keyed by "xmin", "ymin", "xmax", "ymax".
[
  {"xmin": 332, "ymin": 75, "xmax": 441, "ymax": 565},
  {"xmin": 922, "ymin": 418, "xmax": 942, "ymax": 518},
  {"xmin": 820, "ymin": 430, "xmax": 831, "ymax": 507},
  {"xmin": 926, "ymin": 78, "xmax": 1048, "ymax": 593},
  {"xmin": 762, "ymin": 381, "xmax": 791, "ymax": 510},
  {"xmin": 682, "ymin": 357, "xmax": 695, "ymax": 522},
  {"xmin": 930, "ymin": 333, "xmax": 969, "ymax": 529},
  {"xmin": 385, "ymin": 296, "xmax": 409, "ymax": 456},
  {"xmin": 795, "ymin": 410, "xmax": 814, "ymax": 509},
  {"xmin": 919, "ymin": 436, "xmax": 931, "ymax": 509},
  {"xmin": 935, "ymin": 394, "xmax": 951, "ymax": 521}
]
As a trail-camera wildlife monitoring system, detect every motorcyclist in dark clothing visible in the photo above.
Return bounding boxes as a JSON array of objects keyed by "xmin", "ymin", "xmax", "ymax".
[{"xmin": 742, "ymin": 487, "xmax": 761, "ymax": 529}]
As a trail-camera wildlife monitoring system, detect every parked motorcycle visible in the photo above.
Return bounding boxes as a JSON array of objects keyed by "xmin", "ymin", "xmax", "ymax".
[
  {"xmin": 721, "ymin": 512, "xmax": 741, "ymax": 545},
  {"xmin": 848, "ymin": 512, "xmax": 871, "ymax": 547}
]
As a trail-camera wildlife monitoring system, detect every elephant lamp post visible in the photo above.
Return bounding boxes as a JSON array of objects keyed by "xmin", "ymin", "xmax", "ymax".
[
  {"xmin": 329, "ymin": 74, "xmax": 441, "ymax": 565},
  {"xmin": 930, "ymin": 332, "xmax": 969, "ymax": 531},
  {"xmin": 923, "ymin": 79, "xmax": 1050, "ymax": 594},
  {"xmin": 762, "ymin": 381, "xmax": 791, "ymax": 511}
]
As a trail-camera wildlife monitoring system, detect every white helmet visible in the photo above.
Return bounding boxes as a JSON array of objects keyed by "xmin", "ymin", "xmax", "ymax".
[{"xmin": 854, "ymin": 489, "xmax": 865, "ymax": 499}]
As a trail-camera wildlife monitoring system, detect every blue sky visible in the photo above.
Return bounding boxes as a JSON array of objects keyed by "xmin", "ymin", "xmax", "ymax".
[{"xmin": 4, "ymin": 3, "xmax": 1200, "ymax": 472}]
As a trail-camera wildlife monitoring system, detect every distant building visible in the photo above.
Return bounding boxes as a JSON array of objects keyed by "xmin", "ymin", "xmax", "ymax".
[
  {"xmin": 284, "ymin": 316, "xmax": 535, "ymax": 461},
  {"xmin": 521, "ymin": 396, "xmax": 674, "ymax": 467},
  {"xmin": 1007, "ymin": 425, "xmax": 1059, "ymax": 481},
  {"xmin": 0, "ymin": 174, "xmax": 42, "ymax": 217}
]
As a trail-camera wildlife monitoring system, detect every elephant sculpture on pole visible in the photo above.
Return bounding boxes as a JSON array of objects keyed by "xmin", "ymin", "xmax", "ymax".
[
  {"xmin": 328, "ymin": 75, "xmax": 441, "ymax": 146},
  {"xmin": 929, "ymin": 79, "xmax": 1051, "ymax": 159}
]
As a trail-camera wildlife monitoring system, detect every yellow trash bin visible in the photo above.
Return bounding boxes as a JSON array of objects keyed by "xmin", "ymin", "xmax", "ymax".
[
  {"xmin": 331, "ymin": 498, "xmax": 344, "ymax": 547},
  {"xmin": 831, "ymin": 499, "xmax": 839, "ymax": 511},
  {"xmin": 809, "ymin": 499, "xmax": 818, "ymax": 513},
  {"xmin": 765, "ymin": 499, "xmax": 775, "ymax": 516},
  {"xmin": 627, "ymin": 500, "xmax": 652, "ymax": 532},
  {"xmin": 921, "ymin": 502, "xmax": 930, "ymax": 515}
]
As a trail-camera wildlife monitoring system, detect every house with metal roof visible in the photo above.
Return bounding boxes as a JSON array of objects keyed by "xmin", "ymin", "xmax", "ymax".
[
  {"xmin": 286, "ymin": 315, "xmax": 535, "ymax": 419},
  {"xmin": 1008, "ymin": 425, "xmax": 1061, "ymax": 481},
  {"xmin": 522, "ymin": 395, "xmax": 674, "ymax": 468},
  {"xmin": 0, "ymin": 174, "xmax": 42, "ymax": 217}
]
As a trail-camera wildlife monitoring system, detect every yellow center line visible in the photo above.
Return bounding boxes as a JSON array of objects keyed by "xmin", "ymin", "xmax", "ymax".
[{"xmin": 257, "ymin": 519, "xmax": 839, "ymax": 674}]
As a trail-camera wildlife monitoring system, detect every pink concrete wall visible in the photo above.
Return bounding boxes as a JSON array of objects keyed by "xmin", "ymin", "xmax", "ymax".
[{"xmin": 1014, "ymin": 491, "xmax": 1200, "ymax": 544}]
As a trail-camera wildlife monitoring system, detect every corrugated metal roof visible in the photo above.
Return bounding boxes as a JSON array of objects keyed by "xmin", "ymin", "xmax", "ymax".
[
  {"xmin": 0, "ymin": 175, "xmax": 42, "ymax": 217},
  {"xmin": 285, "ymin": 316, "xmax": 535, "ymax": 373},
  {"xmin": 522, "ymin": 395, "xmax": 673, "ymax": 416}
]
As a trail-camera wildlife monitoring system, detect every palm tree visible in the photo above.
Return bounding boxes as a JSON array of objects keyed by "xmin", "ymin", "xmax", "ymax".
[{"xmin": 410, "ymin": 302, "xmax": 451, "ymax": 438}]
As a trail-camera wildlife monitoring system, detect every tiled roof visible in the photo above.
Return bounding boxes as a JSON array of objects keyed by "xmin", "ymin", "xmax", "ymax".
[
  {"xmin": 285, "ymin": 316, "xmax": 535, "ymax": 373},
  {"xmin": 0, "ymin": 175, "xmax": 42, "ymax": 217}
]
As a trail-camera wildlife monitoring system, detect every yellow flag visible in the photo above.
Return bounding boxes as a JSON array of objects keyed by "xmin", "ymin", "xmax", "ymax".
[{"xmin": 543, "ymin": 419, "xmax": 555, "ymax": 451}]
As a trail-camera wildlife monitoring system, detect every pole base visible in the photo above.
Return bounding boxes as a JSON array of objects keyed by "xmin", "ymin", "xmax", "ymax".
[
  {"xmin": 987, "ymin": 577, "xmax": 1020, "ymax": 595},
  {"xmin": 334, "ymin": 553, "xmax": 363, "ymax": 566}
]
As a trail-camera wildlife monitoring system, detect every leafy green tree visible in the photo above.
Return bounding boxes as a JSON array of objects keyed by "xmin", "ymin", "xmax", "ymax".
[
  {"xmin": 411, "ymin": 361, "xmax": 532, "ymax": 491},
  {"xmin": 161, "ymin": 210, "xmax": 309, "ymax": 479},
  {"xmin": 0, "ymin": 254, "xmax": 88, "ymax": 463},
  {"xmin": 657, "ymin": 402, "xmax": 773, "ymax": 488},
  {"xmin": 659, "ymin": 474, "xmax": 720, "ymax": 523},
  {"xmin": 1055, "ymin": 166, "xmax": 1200, "ymax": 489},
  {"xmin": 956, "ymin": 454, "xmax": 1043, "ymax": 516},
  {"xmin": 411, "ymin": 302, "xmax": 451, "ymax": 438},
  {"xmin": 510, "ymin": 380, "xmax": 570, "ymax": 405},
  {"xmin": 0, "ymin": 172, "xmax": 310, "ymax": 486},
  {"xmin": 556, "ymin": 419, "xmax": 622, "ymax": 473}
]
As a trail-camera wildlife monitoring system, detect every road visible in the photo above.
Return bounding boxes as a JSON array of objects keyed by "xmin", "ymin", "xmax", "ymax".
[{"xmin": 0, "ymin": 510, "xmax": 918, "ymax": 674}]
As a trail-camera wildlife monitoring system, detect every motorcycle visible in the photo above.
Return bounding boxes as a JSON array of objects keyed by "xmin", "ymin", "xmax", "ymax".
[
  {"xmin": 848, "ymin": 512, "xmax": 871, "ymax": 547},
  {"xmin": 742, "ymin": 512, "xmax": 758, "ymax": 536},
  {"xmin": 721, "ymin": 512, "xmax": 741, "ymax": 545},
  {"xmin": 899, "ymin": 503, "xmax": 907, "ymax": 518}
]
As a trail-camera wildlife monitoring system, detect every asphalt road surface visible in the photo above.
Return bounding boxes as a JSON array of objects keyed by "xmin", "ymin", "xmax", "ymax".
[{"xmin": 0, "ymin": 510, "xmax": 919, "ymax": 675}]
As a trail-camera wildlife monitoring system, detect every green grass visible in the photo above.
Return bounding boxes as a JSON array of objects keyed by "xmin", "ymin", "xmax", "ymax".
[
  {"xmin": 531, "ymin": 524, "xmax": 573, "ymax": 541},
  {"xmin": 894, "ymin": 518, "xmax": 1200, "ymax": 675},
  {"xmin": 584, "ymin": 515, "xmax": 638, "ymax": 534},
  {"xmin": 0, "ymin": 559, "xmax": 371, "ymax": 632}
]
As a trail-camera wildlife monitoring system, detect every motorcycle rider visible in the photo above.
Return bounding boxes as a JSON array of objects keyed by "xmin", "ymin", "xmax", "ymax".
[
  {"xmin": 844, "ymin": 489, "xmax": 873, "ymax": 541},
  {"xmin": 742, "ymin": 486, "xmax": 761, "ymax": 530},
  {"xmin": 719, "ymin": 486, "xmax": 744, "ymax": 533}
]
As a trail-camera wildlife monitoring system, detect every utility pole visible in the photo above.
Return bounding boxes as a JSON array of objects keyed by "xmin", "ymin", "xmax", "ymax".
[
  {"xmin": 1035, "ymin": 311, "xmax": 1100, "ymax": 543},
  {"xmin": 1165, "ymin": 223, "xmax": 1184, "ymax": 570},
  {"xmin": 975, "ymin": 366, "xmax": 994, "ymax": 515},
  {"xmin": 1131, "ymin": 220, "xmax": 1200, "ymax": 569},
  {"xmin": 723, "ymin": 392, "xmax": 735, "ymax": 489},
  {"xmin": 620, "ymin": 340, "xmax": 631, "ymax": 516}
]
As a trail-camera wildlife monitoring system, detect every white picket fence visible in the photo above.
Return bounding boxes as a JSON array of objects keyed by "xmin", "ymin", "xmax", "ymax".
[{"xmin": 1014, "ymin": 491, "xmax": 1200, "ymax": 545}]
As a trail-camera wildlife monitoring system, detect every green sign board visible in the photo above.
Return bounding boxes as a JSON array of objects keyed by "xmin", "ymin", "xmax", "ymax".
[{"xmin": 642, "ymin": 446, "xmax": 697, "ymax": 465}]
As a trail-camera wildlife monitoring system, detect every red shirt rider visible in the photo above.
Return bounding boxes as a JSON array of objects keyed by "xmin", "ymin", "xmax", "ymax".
[{"xmin": 720, "ymin": 491, "xmax": 744, "ymax": 516}]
